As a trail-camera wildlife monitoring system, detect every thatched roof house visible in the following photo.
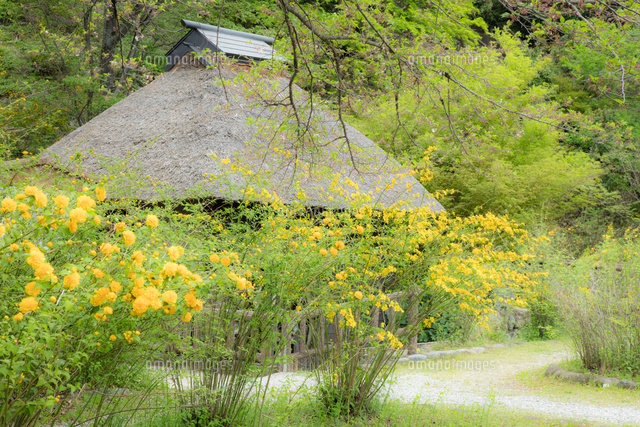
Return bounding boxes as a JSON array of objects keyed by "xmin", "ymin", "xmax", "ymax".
[{"xmin": 43, "ymin": 21, "xmax": 444, "ymax": 212}]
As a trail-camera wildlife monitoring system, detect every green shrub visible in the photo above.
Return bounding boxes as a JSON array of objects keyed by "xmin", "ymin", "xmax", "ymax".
[{"xmin": 549, "ymin": 232, "xmax": 640, "ymax": 376}]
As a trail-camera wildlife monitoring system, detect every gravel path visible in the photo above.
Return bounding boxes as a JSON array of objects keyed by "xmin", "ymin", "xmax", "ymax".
[{"xmin": 263, "ymin": 342, "xmax": 640, "ymax": 426}]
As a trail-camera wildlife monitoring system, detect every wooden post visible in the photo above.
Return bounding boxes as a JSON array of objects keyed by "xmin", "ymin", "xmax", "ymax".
[
  {"xmin": 299, "ymin": 319, "xmax": 307, "ymax": 354},
  {"xmin": 407, "ymin": 290, "xmax": 418, "ymax": 355}
]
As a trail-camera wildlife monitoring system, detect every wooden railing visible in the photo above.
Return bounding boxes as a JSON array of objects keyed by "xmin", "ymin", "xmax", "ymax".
[{"xmin": 169, "ymin": 290, "xmax": 421, "ymax": 373}]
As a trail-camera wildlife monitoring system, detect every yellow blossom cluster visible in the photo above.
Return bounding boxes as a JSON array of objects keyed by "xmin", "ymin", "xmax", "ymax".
[
  {"xmin": 375, "ymin": 330, "xmax": 403, "ymax": 349},
  {"xmin": 2, "ymin": 185, "xmax": 207, "ymax": 333}
]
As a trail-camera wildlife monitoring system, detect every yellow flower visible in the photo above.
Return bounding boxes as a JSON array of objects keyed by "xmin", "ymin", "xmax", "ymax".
[
  {"xmin": 376, "ymin": 331, "xmax": 386, "ymax": 341},
  {"xmin": 104, "ymin": 306, "xmax": 113, "ymax": 315},
  {"xmin": 131, "ymin": 297, "xmax": 150, "ymax": 316},
  {"xmin": 26, "ymin": 248, "xmax": 45, "ymax": 269},
  {"xmin": 1, "ymin": 198, "xmax": 17, "ymax": 212},
  {"xmin": 19, "ymin": 296, "xmax": 39, "ymax": 313},
  {"xmin": 335, "ymin": 241, "xmax": 345, "ymax": 250},
  {"xmin": 162, "ymin": 290, "xmax": 178, "ymax": 305},
  {"xmin": 50, "ymin": 296, "xmax": 57, "ymax": 303},
  {"xmin": 24, "ymin": 186, "xmax": 38, "ymax": 196},
  {"xmin": 95, "ymin": 187, "xmax": 107, "ymax": 202},
  {"xmin": 69, "ymin": 208, "xmax": 87, "ymax": 223},
  {"xmin": 0, "ymin": 224, "xmax": 4, "ymax": 237},
  {"xmin": 34, "ymin": 191, "xmax": 47, "ymax": 208},
  {"xmin": 17, "ymin": 203, "xmax": 29, "ymax": 212},
  {"xmin": 354, "ymin": 291, "xmax": 363, "ymax": 300},
  {"xmin": 356, "ymin": 225, "xmax": 364, "ymax": 234},
  {"xmin": 319, "ymin": 248, "xmax": 328, "ymax": 256},
  {"xmin": 25, "ymin": 282, "xmax": 41, "ymax": 296},
  {"xmin": 114, "ymin": 222, "xmax": 126, "ymax": 232},
  {"xmin": 63, "ymin": 272, "xmax": 80, "ymax": 290},
  {"xmin": 90, "ymin": 287, "xmax": 112, "ymax": 306},
  {"xmin": 53, "ymin": 195, "xmax": 69, "ymax": 209},
  {"xmin": 330, "ymin": 247, "xmax": 338, "ymax": 256},
  {"xmin": 144, "ymin": 287, "xmax": 162, "ymax": 310},
  {"xmin": 184, "ymin": 293, "xmax": 203, "ymax": 312},
  {"xmin": 77, "ymin": 195, "xmax": 96, "ymax": 210},
  {"xmin": 145, "ymin": 214, "xmax": 159, "ymax": 228},
  {"xmin": 209, "ymin": 253, "xmax": 220, "ymax": 263},
  {"xmin": 166, "ymin": 246, "xmax": 183, "ymax": 261},
  {"xmin": 163, "ymin": 262, "xmax": 178, "ymax": 277},
  {"xmin": 182, "ymin": 312, "xmax": 192, "ymax": 322},
  {"xmin": 122, "ymin": 230, "xmax": 136, "ymax": 246},
  {"xmin": 110, "ymin": 281, "xmax": 121, "ymax": 293},
  {"xmin": 93, "ymin": 215, "xmax": 101, "ymax": 225},
  {"xmin": 66, "ymin": 220, "xmax": 78, "ymax": 233},
  {"xmin": 221, "ymin": 256, "xmax": 231, "ymax": 267},
  {"xmin": 110, "ymin": 335, "xmax": 117, "ymax": 341},
  {"xmin": 100, "ymin": 243, "xmax": 114, "ymax": 255},
  {"xmin": 13, "ymin": 313, "xmax": 23, "ymax": 321},
  {"xmin": 132, "ymin": 250, "xmax": 146, "ymax": 265},
  {"xmin": 92, "ymin": 268, "xmax": 105, "ymax": 279}
]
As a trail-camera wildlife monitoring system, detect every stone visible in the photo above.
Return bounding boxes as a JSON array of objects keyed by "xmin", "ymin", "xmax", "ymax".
[
  {"xmin": 617, "ymin": 379, "xmax": 640, "ymax": 390},
  {"xmin": 426, "ymin": 351, "xmax": 444, "ymax": 358},
  {"xmin": 469, "ymin": 347, "xmax": 485, "ymax": 354},
  {"xmin": 556, "ymin": 370, "xmax": 590, "ymax": 384},
  {"xmin": 397, "ymin": 357, "xmax": 411, "ymax": 364},
  {"xmin": 593, "ymin": 376, "xmax": 618, "ymax": 387},
  {"xmin": 544, "ymin": 364, "xmax": 560, "ymax": 377},
  {"xmin": 407, "ymin": 354, "xmax": 431, "ymax": 362}
]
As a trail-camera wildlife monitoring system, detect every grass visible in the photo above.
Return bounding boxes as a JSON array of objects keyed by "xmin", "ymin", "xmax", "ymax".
[
  {"xmin": 517, "ymin": 365, "xmax": 640, "ymax": 407},
  {"xmin": 253, "ymin": 397, "xmax": 599, "ymax": 427},
  {"xmin": 81, "ymin": 392, "xmax": 606, "ymax": 427},
  {"xmin": 557, "ymin": 358, "xmax": 640, "ymax": 383}
]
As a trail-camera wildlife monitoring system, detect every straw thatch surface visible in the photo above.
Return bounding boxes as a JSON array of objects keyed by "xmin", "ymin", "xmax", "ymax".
[{"xmin": 43, "ymin": 62, "xmax": 444, "ymax": 211}]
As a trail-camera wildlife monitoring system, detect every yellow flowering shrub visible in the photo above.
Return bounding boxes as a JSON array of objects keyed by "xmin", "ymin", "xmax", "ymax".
[
  {"xmin": 188, "ymin": 194, "xmax": 543, "ymax": 417},
  {"xmin": 0, "ymin": 167, "xmax": 546, "ymax": 424},
  {"xmin": 0, "ymin": 184, "xmax": 208, "ymax": 426}
]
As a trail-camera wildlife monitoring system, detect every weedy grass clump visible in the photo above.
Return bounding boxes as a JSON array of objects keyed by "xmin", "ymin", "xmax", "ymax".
[{"xmin": 549, "ymin": 232, "xmax": 640, "ymax": 379}]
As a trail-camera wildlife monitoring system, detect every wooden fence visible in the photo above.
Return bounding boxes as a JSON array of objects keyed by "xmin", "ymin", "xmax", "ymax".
[{"xmin": 169, "ymin": 291, "xmax": 421, "ymax": 373}]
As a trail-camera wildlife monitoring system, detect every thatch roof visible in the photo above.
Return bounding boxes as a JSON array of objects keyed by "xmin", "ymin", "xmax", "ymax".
[{"xmin": 43, "ymin": 60, "xmax": 444, "ymax": 212}]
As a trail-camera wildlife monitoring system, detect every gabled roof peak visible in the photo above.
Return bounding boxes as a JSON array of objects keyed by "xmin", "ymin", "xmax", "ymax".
[
  {"xmin": 180, "ymin": 20, "xmax": 275, "ymax": 45},
  {"xmin": 165, "ymin": 20, "xmax": 279, "ymax": 71}
]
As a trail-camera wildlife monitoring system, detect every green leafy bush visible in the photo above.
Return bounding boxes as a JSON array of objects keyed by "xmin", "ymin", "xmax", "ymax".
[{"xmin": 549, "ymin": 232, "xmax": 640, "ymax": 377}]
